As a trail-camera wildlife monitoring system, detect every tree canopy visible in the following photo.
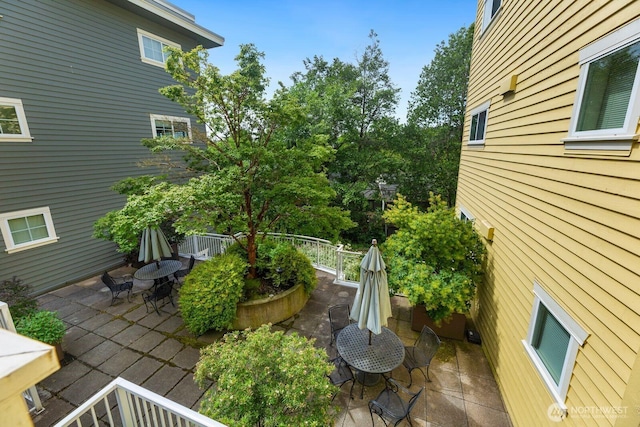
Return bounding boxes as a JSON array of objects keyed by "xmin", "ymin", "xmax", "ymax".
[{"xmin": 95, "ymin": 44, "xmax": 354, "ymax": 276}]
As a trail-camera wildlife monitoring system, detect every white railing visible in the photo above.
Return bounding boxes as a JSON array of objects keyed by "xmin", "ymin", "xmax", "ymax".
[
  {"xmin": 178, "ymin": 233, "xmax": 364, "ymax": 288},
  {"xmin": 54, "ymin": 377, "xmax": 225, "ymax": 427},
  {"xmin": 0, "ymin": 301, "xmax": 44, "ymax": 414}
]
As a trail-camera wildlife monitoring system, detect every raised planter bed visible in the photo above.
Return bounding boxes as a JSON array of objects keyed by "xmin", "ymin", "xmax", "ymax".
[
  {"xmin": 231, "ymin": 283, "xmax": 309, "ymax": 330},
  {"xmin": 410, "ymin": 305, "xmax": 467, "ymax": 341}
]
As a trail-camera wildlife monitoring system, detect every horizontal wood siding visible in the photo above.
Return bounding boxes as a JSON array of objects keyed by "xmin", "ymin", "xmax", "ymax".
[
  {"xmin": 0, "ymin": 0, "xmax": 211, "ymax": 294},
  {"xmin": 460, "ymin": 1, "xmax": 640, "ymax": 426}
]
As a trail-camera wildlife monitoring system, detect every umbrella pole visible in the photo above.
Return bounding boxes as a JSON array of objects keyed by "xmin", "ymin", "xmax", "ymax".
[{"xmin": 369, "ymin": 330, "xmax": 372, "ymax": 345}]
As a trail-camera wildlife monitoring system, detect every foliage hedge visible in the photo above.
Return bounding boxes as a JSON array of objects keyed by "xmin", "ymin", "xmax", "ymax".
[
  {"xmin": 195, "ymin": 325, "xmax": 335, "ymax": 427},
  {"xmin": 179, "ymin": 253, "xmax": 246, "ymax": 335},
  {"xmin": 383, "ymin": 193, "xmax": 485, "ymax": 322}
]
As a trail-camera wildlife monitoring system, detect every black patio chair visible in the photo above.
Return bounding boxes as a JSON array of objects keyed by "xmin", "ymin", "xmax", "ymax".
[
  {"xmin": 369, "ymin": 378, "xmax": 424, "ymax": 427},
  {"xmin": 101, "ymin": 272, "xmax": 133, "ymax": 306},
  {"xmin": 403, "ymin": 325, "xmax": 441, "ymax": 387},
  {"xmin": 328, "ymin": 304, "xmax": 351, "ymax": 346},
  {"xmin": 143, "ymin": 278, "xmax": 175, "ymax": 315},
  {"xmin": 173, "ymin": 255, "xmax": 195, "ymax": 283},
  {"xmin": 328, "ymin": 356, "xmax": 355, "ymax": 401}
]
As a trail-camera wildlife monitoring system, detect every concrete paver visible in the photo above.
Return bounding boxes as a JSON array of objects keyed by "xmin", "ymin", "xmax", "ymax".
[
  {"xmin": 142, "ymin": 364, "xmax": 188, "ymax": 396},
  {"xmin": 30, "ymin": 269, "xmax": 512, "ymax": 427}
]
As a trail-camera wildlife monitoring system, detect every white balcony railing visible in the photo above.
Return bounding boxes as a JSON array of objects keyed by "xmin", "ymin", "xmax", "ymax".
[
  {"xmin": 178, "ymin": 233, "xmax": 364, "ymax": 288},
  {"xmin": 54, "ymin": 377, "xmax": 225, "ymax": 427}
]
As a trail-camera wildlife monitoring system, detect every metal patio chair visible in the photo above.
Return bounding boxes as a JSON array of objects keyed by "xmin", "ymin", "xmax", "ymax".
[
  {"xmin": 173, "ymin": 255, "xmax": 195, "ymax": 283},
  {"xmin": 101, "ymin": 272, "xmax": 133, "ymax": 306},
  {"xmin": 403, "ymin": 325, "xmax": 441, "ymax": 386},
  {"xmin": 369, "ymin": 378, "xmax": 424, "ymax": 427},
  {"xmin": 143, "ymin": 278, "xmax": 175, "ymax": 315},
  {"xmin": 328, "ymin": 303, "xmax": 351, "ymax": 346},
  {"xmin": 328, "ymin": 355, "xmax": 355, "ymax": 401}
]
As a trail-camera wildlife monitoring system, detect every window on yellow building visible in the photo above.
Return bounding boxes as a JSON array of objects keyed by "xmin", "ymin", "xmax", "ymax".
[
  {"xmin": 565, "ymin": 18, "xmax": 640, "ymax": 151},
  {"xmin": 522, "ymin": 282, "xmax": 588, "ymax": 409},
  {"xmin": 469, "ymin": 101, "xmax": 490, "ymax": 145},
  {"xmin": 481, "ymin": 0, "xmax": 501, "ymax": 33}
]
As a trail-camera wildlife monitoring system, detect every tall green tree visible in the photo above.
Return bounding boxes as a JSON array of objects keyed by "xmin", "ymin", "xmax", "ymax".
[
  {"xmin": 400, "ymin": 24, "xmax": 475, "ymax": 206},
  {"xmin": 289, "ymin": 30, "xmax": 401, "ymax": 243},
  {"xmin": 95, "ymin": 45, "xmax": 354, "ymax": 277}
]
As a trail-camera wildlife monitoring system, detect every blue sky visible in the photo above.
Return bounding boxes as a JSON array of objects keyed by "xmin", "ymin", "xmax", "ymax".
[{"xmin": 172, "ymin": 1, "xmax": 478, "ymax": 120}]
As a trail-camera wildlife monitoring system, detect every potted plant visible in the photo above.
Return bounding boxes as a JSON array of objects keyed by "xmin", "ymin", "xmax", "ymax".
[
  {"xmin": 195, "ymin": 324, "xmax": 335, "ymax": 426},
  {"xmin": 179, "ymin": 240, "xmax": 318, "ymax": 335},
  {"xmin": 15, "ymin": 310, "xmax": 66, "ymax": 360},
  {"xmin": 383, "ymin": 194, "xmax": 485, "ymax": 340}
]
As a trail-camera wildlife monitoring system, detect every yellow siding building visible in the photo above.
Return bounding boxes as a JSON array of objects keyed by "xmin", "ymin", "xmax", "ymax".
[{"xmin": 457, "ymin": 1, "xmax": 640, "ymax": 426}]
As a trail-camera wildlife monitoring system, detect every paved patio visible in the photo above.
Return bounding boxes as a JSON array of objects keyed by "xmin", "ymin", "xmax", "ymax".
[{"xmin": 30, "ymin": 264, "xmax": 511, "ymax": 427}]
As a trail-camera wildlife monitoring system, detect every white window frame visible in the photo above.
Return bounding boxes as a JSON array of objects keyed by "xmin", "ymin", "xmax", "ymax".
[
  {"xmin": 458, "ymin": 205, "xmax": 475, "ymax": 223},
  {"xmin": 469, "ymin": 101, "xmax": 490, "ymax": 146},
  {"xmin": 150, "ymin": 114, "xmax": 192, "ymax": 140},
  {"xmin": 522, "ymin": 282, "xmax": 588, "ymax": 410},
  {"xmin": 137, "ymin": 28, "xmax": 180, "ymax": 67},
  {"xmin": 564, "ymin": 18, "xmax": 640, "ymax": 151},
  {"xmin": 0, "ymin": 97, "xmax": 33, "ymax": 142},
  {"xmin": 0, "ymin": 207, "xmax": 59, "ymax": 254},
  {"xmin": 481, "ymin": 0, "xmax": 502, "ymax": 33}
]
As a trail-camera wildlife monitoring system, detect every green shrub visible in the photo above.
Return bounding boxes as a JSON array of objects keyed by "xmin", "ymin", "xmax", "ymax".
[
  {"xmin": 383, "ymin": 193, "xmax": 485, "ymax": 322},
  {"xmin": 179, "ymin": 253, "xmax": 246, "ymax": 335},
  {"xmin": 15, "ymin": 310, "xmax": 66, "ymax": 345},
  {"xmin": 268, "ymin": 242, "xmax": 317, "ymax": 294},
  {"xmin": 195, "ymin": 325, "xmax": 335, "ymax": 427},
  {"xmin": 0, "ymin": 276, "xmax": 38, "ymax": 321}
]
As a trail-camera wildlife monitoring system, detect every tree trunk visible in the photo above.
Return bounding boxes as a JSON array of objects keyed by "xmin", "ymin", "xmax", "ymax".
[{"xmin": 246, "ymin": 231, "xmax": 257, "ymax": 279}]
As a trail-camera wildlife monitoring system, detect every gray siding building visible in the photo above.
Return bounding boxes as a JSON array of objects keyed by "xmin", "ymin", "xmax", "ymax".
[{"xmin": 0, "ymin": 0, "xmax": 223, "ymax": 294}]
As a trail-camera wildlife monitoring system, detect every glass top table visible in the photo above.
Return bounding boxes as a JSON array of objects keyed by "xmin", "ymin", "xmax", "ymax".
[
  {"xmin": 134, "ymin": 260, "xmax": 182, "ymax": 281},
  {"xmin": 336, "ymin": 323, "xmax": 405, "ymax": 397}
]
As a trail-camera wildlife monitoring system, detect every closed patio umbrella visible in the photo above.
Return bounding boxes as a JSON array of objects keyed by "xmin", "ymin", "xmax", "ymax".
[
  {"xmin": 350, "ymin": 239, "xmax": 392, "ymax": 344},
  {"xmin": 138, "ymin": 226, "xmax": 173, "ymax": 267}
]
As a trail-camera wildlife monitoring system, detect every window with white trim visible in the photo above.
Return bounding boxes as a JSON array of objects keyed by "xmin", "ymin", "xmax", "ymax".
[
  {"xmin": 564, "ymin": 18, "xmax": 640, "ymax": 151},
  {"xmin": 0, "ymin": 97, "xmax": 33, "ymax": 142},
  {"xmin": 469, "ymin": 101, "xmax": 490, "ymax": 145},
  {"xmin": 150, "ymin": 114, "xmax": 192, "ymax": 140},
  {"xmin": 459, "ymin": 205, "xmax": 475, "ymax": 222},
  {"xmin": 481, "ymin": 0, "xmax": 501, "ymax": 33},
  {"xmin": 0, "ymin": 207, "xmax": 59, "ymax": 253},
  {"xmin": 137, "ymin": 29, "xmax": 180, "ymax": 67},
  {"xmin": 522, "ymin": 282, "xmax": 588, "ymax": 409}
]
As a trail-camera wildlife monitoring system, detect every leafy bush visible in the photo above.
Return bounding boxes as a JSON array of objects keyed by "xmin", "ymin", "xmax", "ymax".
[
  {"xmin": 267, "ymin": 242, "xmax": 317, "ymax": 294},
  {"xmin": 15, "ymin": 310, "xmax": 66, "ymax": 345},
  {"xmin": 383, "ymin": 193, "xmax": 485, "ymax": 322},
  {"xmin": 179, "ymin": 253, "xmax": 246, "ymax": 335},
  {"xmin": 225, "ymin": 239, "xmax": 318, "ymax": 296},
  {"xmin": 0, "ymin": 276, "xmax": 38, "ymax": 321},
  {"xmin": 195, "ymin": 325, "xmax": 335, "ymax": 427}
]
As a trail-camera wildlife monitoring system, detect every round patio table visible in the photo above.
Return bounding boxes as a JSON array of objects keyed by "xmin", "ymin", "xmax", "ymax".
[
  {"xmin": 134, "ymin": 260, "xmax": 182, "ymax": 282},
  {"xmin": 336, "ymin": 323, "xmax": 405, "ymax": 398}
]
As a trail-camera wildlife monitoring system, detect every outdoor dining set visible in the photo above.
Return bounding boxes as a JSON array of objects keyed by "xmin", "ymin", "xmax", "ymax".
[
  {"xmin": 328, "ymin": 239, "xmax": 442, "ymax": 427},
  {"xmin": 100, "ymin": 226, "xmax": 196, "ymax": 315},
  {"xmin": 100, "ymin": 228, "xmax": 442, "ymax": 425}
]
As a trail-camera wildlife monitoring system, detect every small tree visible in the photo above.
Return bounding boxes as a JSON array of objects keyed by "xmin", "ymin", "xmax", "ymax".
[
  {"xmin": 383, "ymin": 194, "xmax": 485, "ymax": 321},
  {"xmin": 195, "ymin": 325, "xmax": 335, "ymax": 426},
  {"xmin": 95, "ymin": 44, "xmax": 354, "ymax": 278}
]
